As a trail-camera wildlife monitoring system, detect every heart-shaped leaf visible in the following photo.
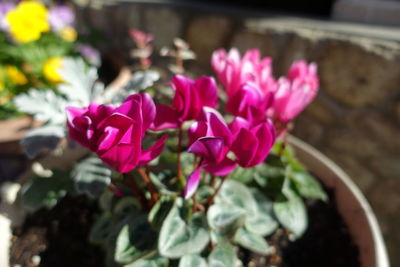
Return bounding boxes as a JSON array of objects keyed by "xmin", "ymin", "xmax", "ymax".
[
  {"xmin": 115, "ymin": 216, "xmax": 157, "ymax": 263},
  {"xmin": 234, "ymin": 228, "xmax": 271, "ymax": 255},
  {"xmin": 207, "ymin": 203, "xmax": 246, "ymax": 237},
  {"xmin": 158, "ymin": 200, "xmax": 210, "ymax": 258},
  {"xmin": 208, "ymin": 244, "xmax": 237, "ymax": 267},
  {"xmin": 290, "ymin": 171, "xmax": 327, "ymax": 201},
  {"xmin": 273, "ymin": 184, "xmax": 307, "ymax": 238},
  {"xmin": 179, "ymin": 254, "xmax": 208, "ymax": 267}
]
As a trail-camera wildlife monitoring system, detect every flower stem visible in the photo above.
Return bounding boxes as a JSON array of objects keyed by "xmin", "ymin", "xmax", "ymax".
[
  {"xmin": 176, "ymin": 124, "xmax": 185, "ymax": 188},
  {"xmin": 124, "ymin": 173, "xmax": 149, "ymax": 210},
  {"xmin": 137, "ymin": 167, "xmax": 159, "ymax": 204},
  {"xmin": 207, "ymin": 175, "xmax": 229, "ymax": 207},
  {"xmin": 209, "ymin": 175, "xmax": 216, "ymax": 188}
]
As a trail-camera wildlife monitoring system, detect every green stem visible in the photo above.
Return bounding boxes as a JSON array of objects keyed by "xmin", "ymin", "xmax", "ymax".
[
  {"xmin": 137, "ymin": 167, "xmax": 159, "ymax": 205},
  {"xmin": 207, "ymin": 175, "xmax": 229, "ymax": 207},
  {"xmin": 124, "ymin": 173, "xmax": 149, "ymax": 210}
]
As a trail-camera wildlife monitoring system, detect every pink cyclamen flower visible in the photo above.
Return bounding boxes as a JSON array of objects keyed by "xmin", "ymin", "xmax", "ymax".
[
  {"xmin": 271, "ymin": 60, "xmax": 319, "ymax": 123},
  {"xmin": 48, "ymin": 5, "xmax": 75, "ymax": 31},
  {"xmin": 66, "ymin": 93, "xmax": 167, "ymax": 173},
  {"xmin": 185, "ymin": 108, "xmax": 236, "ymax": 199},
  {"xmin": 0, "ymin": 2, "xmax": 15, "ymax": 31},
  {"xmin": 184, "ymin": 108, "xmax": 276, "ymax": 199},
  {"xmin": 152, "ymin": 75, "xmax": 218, "ymax": 130},
  {"xmin": 211, "ymin": 48, "xmax": 276, "ymax": 97},
  {"xmin": 129, "ymin": 28, "xmax": 153, "ymax": 47},
  {"xmin": 226, "ymin": 82, "xmax": 273, "ymax": 123},
  {"xmin": 229, "ymin": 117, "xmax": 276, "ymax": 168}
]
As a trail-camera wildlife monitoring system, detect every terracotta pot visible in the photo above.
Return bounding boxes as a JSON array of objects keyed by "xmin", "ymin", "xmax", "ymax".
[
  {"xmin": 289, "ymin": 136, "xmax": 389, "ymax": 267},
  {"xmin": 0, "ymin": 137, "xmax": 390, "ymax": 267}
]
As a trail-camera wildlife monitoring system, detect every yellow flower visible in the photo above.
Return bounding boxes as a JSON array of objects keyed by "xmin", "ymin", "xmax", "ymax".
[
  {"xmin": 0, "ymin": 81, "xmax": 4, "ymax": 92},
  {"xmin": 5, "ymin": 65, "xmax": 28, "ymax": 85},
  {"xmin": 6, "ymin": 1, "xmax": 50, "ymax": 43},
  {"xmin": 43, "ymin": 57, "xmax": 63, "ymax": 84},
  {"xmin": 60, "ymin": 26, "xmax": 77, "ymax": 42}
]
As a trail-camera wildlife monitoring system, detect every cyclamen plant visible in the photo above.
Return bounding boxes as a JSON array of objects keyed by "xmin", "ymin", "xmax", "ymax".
[
  {"xmin": 15, "ymin": 29, "xmax": 326, "ymax": 266},
  {"xmin": 63, "ymin": 45, "xmax": 326, "ymax": 266}
]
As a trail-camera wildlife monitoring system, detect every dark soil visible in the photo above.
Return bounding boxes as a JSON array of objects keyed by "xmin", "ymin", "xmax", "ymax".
[
  {"xmin": 10, "ymin": 195, "xmax": 105, "ymax": 267},
  {"xmin": 10, "ymin": 188, "xmax": 360, "ymax": 267},
  {"xmin": 241, "ymin": 188, "xmax": 361, "ymax": 267}
]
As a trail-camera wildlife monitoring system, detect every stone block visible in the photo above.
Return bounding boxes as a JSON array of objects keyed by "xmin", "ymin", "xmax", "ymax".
[
  {"xmin": 315, "ymin": 41, "xmax": 400, "ymax": 108},
  {"xmin": 348, "ymin": 111, "xmax": 400, "ymax": 154},
  {"xmin": 143, "ymin": 7, "xmax": 183, "ymax": 49},
  {"xmin": 186, "ymin": 15, "xmax": 233, "ymax": 66},
  {"xmin": 325, "ymin": 128, "xmax": 380, "ymax": 158}
]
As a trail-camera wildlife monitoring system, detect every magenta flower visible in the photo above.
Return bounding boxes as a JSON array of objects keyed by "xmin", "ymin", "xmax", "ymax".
[
  {"xmin": 152, "ymin": 75, "xmax": 218, "ymax": 130},
  {"xmin": 185, "ymin": 108, "xmax": 236, "ymax": 199},
  {"xmin": 271, "ymin": 60, "xmax": 319, "ymax": 123},
  {"xmin": 184, "ymin": 108, "xmax": 276, "ymax": 199},
  {"xmin": 229, "ymin": 117, "xmax": 276, "ymax": 168},
  {"xmin": 48, "ymin": 5, "xmax": 75, "ymax": 31},
  {"xmin": 211, "ymin": 48, "xmax": 276, "ymax": 96},
  {"xmin": 66, "ymin": 93, "xmax": 167, "ymax": 173},
  {"xmin": 0, "ymin": 2, "xmax": 14, "ymax": 31},
  {"xmin": 226, "ymin": 82, "xmax": 273, "ymax": 123}
]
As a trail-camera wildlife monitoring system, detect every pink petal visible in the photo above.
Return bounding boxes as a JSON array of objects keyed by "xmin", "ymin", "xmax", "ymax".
[
  {"xmin": 209, "ymin": 112, "xmax": 232, "ymax": 145},
  {"xmin": 249, "ymin": 121, "xmax": 275, "ymax": 166},
  {"xmin": 151, "ymin": 104, "xmax": 179, "ymax": 130},
  {"xmin": 138, "ymin": 134, "xmax": 168, "ymax": 166},
  {"xmin": 231, "ymin": 128, "xmax": 258, "ymax": 168},
  {"xmin": 229, "ymin": 117, "xmax": 251, "ymax": 137},
  {"xmin": 184, "ymin": 167, "xmax": 202, "ymax": 199},
  {"xmin": 188, "ymin": 137, "xmax": 224, "ymax": 162},
  {"xmin": 98, "ymin": 143, "xmax": 140, "ymax": 173},
  {"xmin": 195, "ymin": 76, "xmax": 218, "ymax": 108},
  {"xmin": 204, "ymin": 157, "xmax": 237, "ymax": 176}
]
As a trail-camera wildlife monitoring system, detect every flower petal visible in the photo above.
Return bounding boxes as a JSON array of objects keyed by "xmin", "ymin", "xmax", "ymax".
[
  {"xmin": 138, "ymin": 134, "xmax": 168, "ymax": 166},
  {"xmin": 184, "ymin": 167, "xmax": 202, "ymax": 199}
]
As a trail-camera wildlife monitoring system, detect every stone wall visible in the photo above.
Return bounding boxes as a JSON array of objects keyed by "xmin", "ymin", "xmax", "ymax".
[{"xmin": 76, "ymin": 2, "xmax": 400, "ymax": 265}]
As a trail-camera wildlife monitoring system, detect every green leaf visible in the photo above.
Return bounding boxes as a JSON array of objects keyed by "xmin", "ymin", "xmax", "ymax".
[
  {"xmin": 21, "ymin": 125, "xmax": 64, "ymax": 158},
  {"xmin": 195, "ymin": 185, "xmax": 215, "ymax": 203},
  {"xmin": 290, "ymin": 171, "xmax": 327, "ymax": 201},
  {"xmin": 229, "ymin": 166, "xmax": 254, "ymax": 184},
  {"xmin": 123, "ymin": 254, "xmax": 168, "ymax": 267},
  {"xmin": 89, "ymin": 212, "xmax": 113, "ymax": 244},
  {"xmin": 245, "ymin": 190, "xmax": 278, "ymax": 236},
  {"xmin": 208, "ymin": 244, "xmax": 237, "ymax": 267},
  {"xmin": 148, "ymin": 197, "xmax": 174, "ymax": 230},
  {"xmin": 234, "ymin": 228, "xmax": 271, "ymax": 255},
  {"xmin": 57, "ymin": 58, "xmax": 104, "ymax": 106},
  {"xmin": 158, "ymin": 200, "xmax": 210, "ymax": 258},
  {"xmin": 179, "ymin": 254, "xmax": 208, "ymax": 267},
  {"xmin": 21, "ymin": 170, "xmax": 74, "ymax": 212},
  {"xmin": 282, "ymin": 145, "xmax": 306, "ymax": 172},
  {"xmin": 207, "ymin": 203, "xmax": 245, "ymax": 237},
  {"xmin": 273, "ymin": 184, "xmax": 307, "ymax": 238},
  {"xmin": 113, "ymin": 197, "xmax": 141, "ymax": 219},
  {"xmin": 71, "ymin": 156, "xmax": 112, "ymax": 197},
  {"xmin": 215, "ymin": 180, "xmax": 257, "ymax": 218},
  {"xmin": 114, "ymin": 216, "xmax": 158, "ymax": 264},
  {"xmin": 14, "ymin": 90, "xmax": 68, "ymax": 124}
]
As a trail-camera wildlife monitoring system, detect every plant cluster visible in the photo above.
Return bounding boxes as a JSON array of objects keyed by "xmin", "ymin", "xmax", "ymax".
[
  {"xmin": 0, "ymin": 0, "xmax": 99, "ymax": 118},
  {"xmin": 16, "ymin": 29, "xmax": 327, "ymax": 267}
]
